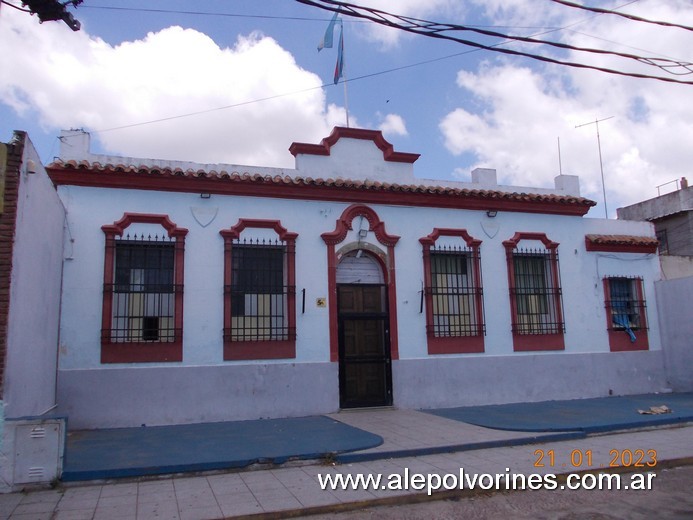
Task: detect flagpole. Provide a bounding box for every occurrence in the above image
[318,10,350,127]
[341,20,350,128]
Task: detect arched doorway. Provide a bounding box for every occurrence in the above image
[336,250,393,408]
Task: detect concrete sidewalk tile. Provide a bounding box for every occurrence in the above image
[92,503,137,520]
[11,499,61,515]
[60,486,102,500]
[218,497,263,518]
[258,495,304,513]
[175,491,218,510]
[137,489,177,504]
[55,495,99,510]
[13,490,61,505]
[289,487,342,508]
[98,482,138,498]
[177,504,223,520]
[53,508,95,520]
[8,513,55,520]
[240,473,286,493]
[97,493,138,509]
[207,473,248,493]
[332,488,379,503]
[136,502,181,520]
[172,477,212,492]
[252,486,296,500]
[138,478,176,492]
[0,493,22,518]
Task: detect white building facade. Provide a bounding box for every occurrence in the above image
[48,127,667,430]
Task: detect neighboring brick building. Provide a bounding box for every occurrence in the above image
[0,132,66,493]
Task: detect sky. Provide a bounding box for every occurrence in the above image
[1,0,692,218]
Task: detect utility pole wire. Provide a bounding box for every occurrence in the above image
[548,0,693,33]
[295,0,693,85]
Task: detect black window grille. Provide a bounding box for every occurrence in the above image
[226,239,290,341]
[511,249,564,335]
[108,235,178,342]
[606,277,646,333]
[429,245,484,337]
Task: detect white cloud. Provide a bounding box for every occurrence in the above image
[378,113,407,136]
[439,1,693,214]
[0,7,337,167]
[347,0,468,48]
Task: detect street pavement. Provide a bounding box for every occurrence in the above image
[1,405,691,520]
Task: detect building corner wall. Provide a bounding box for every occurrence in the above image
[655,276,693,391]
[0,132,66,492]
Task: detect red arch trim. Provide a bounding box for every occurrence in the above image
[321,204,400,247]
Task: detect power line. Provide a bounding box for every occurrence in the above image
[0,0,31,13]
[294,0,693,85]
[547,0,693,33]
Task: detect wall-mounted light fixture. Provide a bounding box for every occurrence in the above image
[358,228,368,238]
[200,193,211,199]
[486,210,498,218]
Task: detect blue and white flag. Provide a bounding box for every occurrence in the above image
[318,11,340,51]
[333,28,344,84]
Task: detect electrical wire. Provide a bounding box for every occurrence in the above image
[548,0,693,33]
[295,0,693,85]
[0,0,31,12]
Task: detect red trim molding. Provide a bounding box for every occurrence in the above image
[322,204,400,362]
[101,213,188,363]
[503,231,559,251]
[48,166,594,217]
[585,235,659,254]
[503,232,565,352]
[420,229,484,354]
[289,127,420,164]
[220,219,298,360]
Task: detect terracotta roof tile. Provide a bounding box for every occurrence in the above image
[585,234,659,253]
[47,159,597,216]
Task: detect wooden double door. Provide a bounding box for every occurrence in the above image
[337,284,392,408]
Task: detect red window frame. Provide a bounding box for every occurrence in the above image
[603,276,649,351]
[220,219,298,360]
[503,232,565,352]
[420,229,484,354]
[101,213,188,363]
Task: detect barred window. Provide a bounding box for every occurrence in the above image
[420,229,485,354]
[430,246,483,337]
[511,249,564,335]
[226,239,290,342]
[605,277,647,337]
[109,235,178,343]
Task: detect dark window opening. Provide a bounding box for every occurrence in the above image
[226,239,290,341]
[429,246,483,337]
[511,250,563,335]
[109,236,177,343]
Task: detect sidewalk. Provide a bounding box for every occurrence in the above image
[1,394,692,519]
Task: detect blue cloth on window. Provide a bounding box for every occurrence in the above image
[613,313,637,342]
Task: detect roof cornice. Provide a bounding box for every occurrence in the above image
[46,161,596,216]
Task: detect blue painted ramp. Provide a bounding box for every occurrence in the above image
[62,416,382,482]
[426,393,693,434]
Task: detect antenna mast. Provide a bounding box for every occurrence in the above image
[576,116,614,218]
